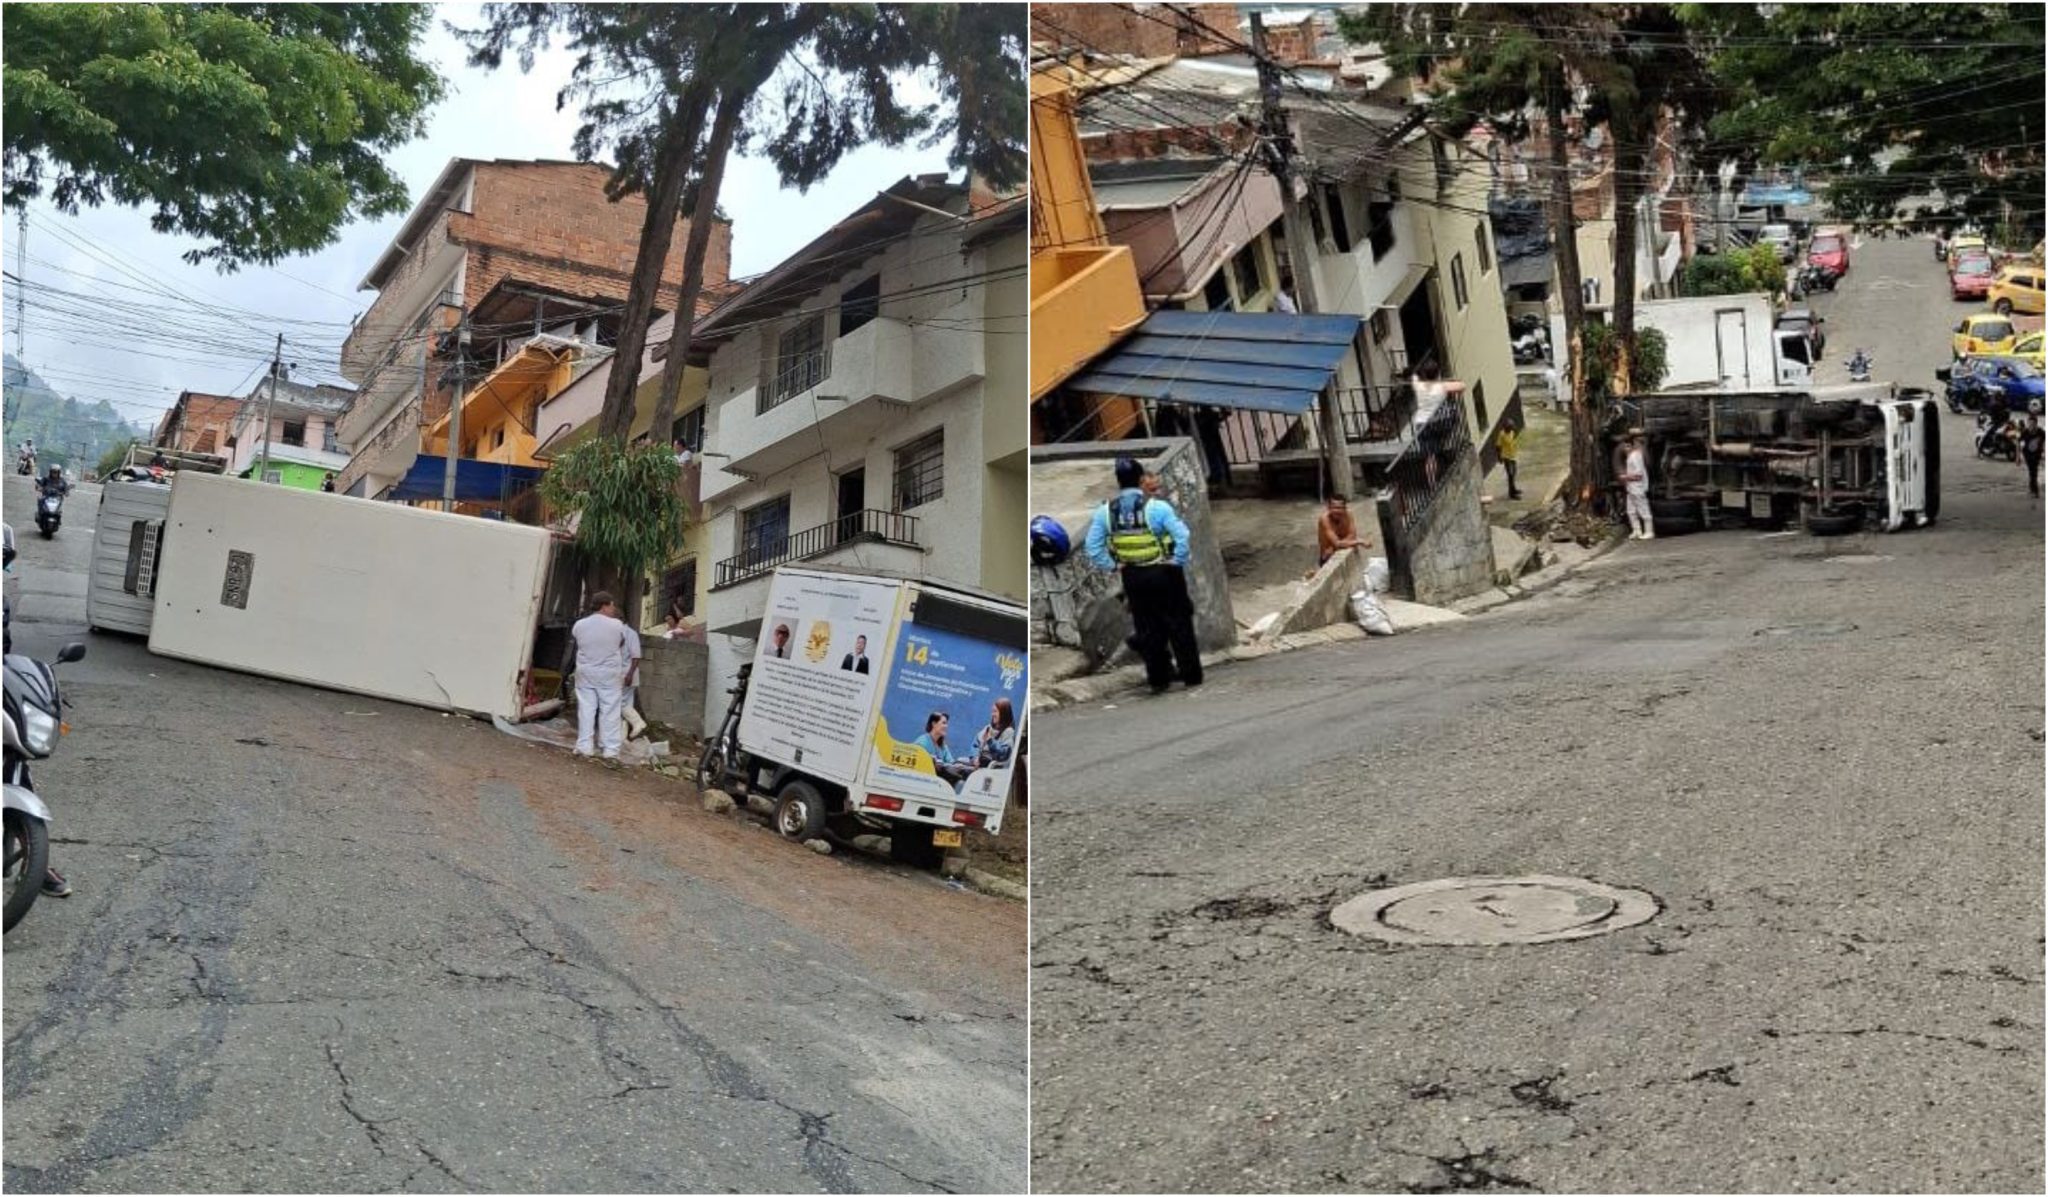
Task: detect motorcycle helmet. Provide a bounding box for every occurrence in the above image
[1030,515,1072,566]
[2032,398,2044,417]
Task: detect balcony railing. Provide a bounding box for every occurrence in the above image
[714,508,921,589]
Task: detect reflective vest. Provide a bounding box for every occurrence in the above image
[1108,494,1173,566]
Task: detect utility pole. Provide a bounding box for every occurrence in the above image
[258,333,282,482]
[6,208,26,429]
[1250,12,1352,499]
[441,314,470,508]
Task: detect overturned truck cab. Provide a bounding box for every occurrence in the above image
[1615,384,1940,537]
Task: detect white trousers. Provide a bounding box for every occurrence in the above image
[575,679,624,758]
[1625,490,1652,531]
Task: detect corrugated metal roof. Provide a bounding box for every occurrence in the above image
[1066,309,1362,414]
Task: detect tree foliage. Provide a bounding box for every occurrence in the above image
[1581,324,1669,398]
[1682,3,2045,235]
[538,438,688,580]
[2,4,445,268]
[1677,243,1785,298]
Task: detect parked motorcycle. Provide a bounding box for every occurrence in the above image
[1974,412,2020,461]
[4,639,86,932]
[1846,349,1873,384]
[33,489,62,539]
[1511,327,1549,365]
[1795,262,1839,295]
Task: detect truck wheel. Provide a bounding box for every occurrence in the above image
[1803,506,1863,536]
[889,823,944,870]
[773,780,828,842]
[1648,498,1703,535]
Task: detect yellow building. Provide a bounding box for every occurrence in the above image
[1029,67,1147,440]
[423,337,583,469]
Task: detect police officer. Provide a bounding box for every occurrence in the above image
[1084,456,1201,693]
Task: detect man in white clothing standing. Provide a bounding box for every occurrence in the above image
[1620,433,1655,540]
[621,620,646,739]
[571,591,631,760]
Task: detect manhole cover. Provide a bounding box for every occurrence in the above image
[1329,876,1658,946]
[1754,620,1857,638]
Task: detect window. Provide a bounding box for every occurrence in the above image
[1202,269,1234,312]
[1470,378,1488,430]
[1451,252,1470,311]
[892,430,945,511]
[1323,185,1353,254]
[323,421,343,454]
[1433,138,1453,197]
[1475,223,1493,274]
[281,420,306,447]
[1367,195,1396,261]
[261,470,282,485]
[492,426,506,449]
[839,275,881,338]
[672,405,705,452]
[1229,242,1264,304]
[739,495,791,567]
[1306,189,1328,248]
[763,315,828,411]
[1369,310,1390,343]
[661,559,697,619]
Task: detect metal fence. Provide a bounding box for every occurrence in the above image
[713,508,920,589]
[1381,401,1472,540]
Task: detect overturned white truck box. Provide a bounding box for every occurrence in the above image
[1617,383,1940,536]
[144,472,554,719]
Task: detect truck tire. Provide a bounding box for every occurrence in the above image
[3,810,49,933]
[1649,497,1703,535]
[889,823,944,870]
[773,780,828,842]
[1804,506,1863,536]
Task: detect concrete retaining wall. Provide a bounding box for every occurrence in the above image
[1030,437,1236,667]
[637,636,708,738]
[1376,449,1497,607]
[1275,546,1361,636]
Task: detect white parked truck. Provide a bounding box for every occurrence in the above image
[718,566,1025,866]
[1555,293,1813,397]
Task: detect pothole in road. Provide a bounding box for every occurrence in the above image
[1330,876,1659,946]
[1822,554,1891,564]
[1753,620,1858,638]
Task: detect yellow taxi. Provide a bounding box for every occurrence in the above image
[1952,313,2019,359]
[1997,329,2045,369]
[1988,265,2045,316]
[1950,234,1989,264]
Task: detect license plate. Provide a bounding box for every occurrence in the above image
[932,829,963,848]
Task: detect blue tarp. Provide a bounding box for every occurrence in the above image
[384,455,545,502]
[1741,183,1813,207]
[1065,309,1365,415]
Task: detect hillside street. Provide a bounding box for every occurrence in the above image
[1029,237,2045,1193]
[2,475,1025,1194]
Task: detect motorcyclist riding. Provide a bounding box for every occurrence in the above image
[35,465,68,498]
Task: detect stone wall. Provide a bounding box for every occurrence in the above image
[637,636,708,740]
[1375,449,1497,607]
[1030,437,1236,669]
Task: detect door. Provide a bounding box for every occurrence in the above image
[835,468,866,545]
[1715,309,1750,387]
[1776,331,1813,386]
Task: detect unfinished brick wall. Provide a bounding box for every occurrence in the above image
[160,393,244,454]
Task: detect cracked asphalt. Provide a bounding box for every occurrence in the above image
[1,475,1025,1194]
[1029,238,2044,1193]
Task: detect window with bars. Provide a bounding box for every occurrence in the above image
[282,420,306,447]
[762,315,827,411]
[1202,270,1233,312]
[739,495,791,567]
[323,421,343,453]
[661,559,698,618]
[672,405,705,451]
[1451,252,1470,311]
[892,430,945,511]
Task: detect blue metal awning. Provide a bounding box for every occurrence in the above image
[1065,309,1365,415]
[384,455,545,502]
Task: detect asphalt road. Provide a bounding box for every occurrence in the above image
[1,476,1025,1194]
[1030,237,2045,1194]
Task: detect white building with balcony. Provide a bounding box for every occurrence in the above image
[689,175,1028,736]
[225,372,354,489]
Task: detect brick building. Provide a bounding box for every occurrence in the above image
[1031,2,1240,58]
[334,158,732,499]
[153,390,244,457]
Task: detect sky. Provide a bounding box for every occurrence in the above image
[2,3,958,434]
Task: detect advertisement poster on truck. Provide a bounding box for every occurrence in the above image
[738,571,901,785]
[870,615,1026,810]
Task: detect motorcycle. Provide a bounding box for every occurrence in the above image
[1974,412,2020,461]
[15,452,34,476]
[4,638,86,932]
[1846,349,1873,384]
[694,662,754,793]
[1511,327,1549,365]
[1795,262,1839,295]
[33,489,62,539]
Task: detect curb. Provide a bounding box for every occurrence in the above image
[1030,530,1628,715]
[962,867,1027,901]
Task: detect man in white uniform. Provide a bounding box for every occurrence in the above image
[1621,433,1655,540]
[621,621,646,739]
[571,591,631,759]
